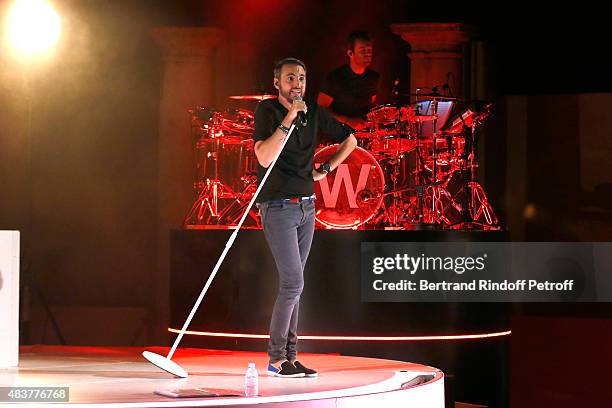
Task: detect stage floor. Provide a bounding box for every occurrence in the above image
[1,345,444,407]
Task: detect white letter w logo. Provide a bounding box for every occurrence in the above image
[318,164,370,208]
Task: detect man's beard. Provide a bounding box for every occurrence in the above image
[280,88,303,103]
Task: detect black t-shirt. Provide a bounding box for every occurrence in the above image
[252,98,352,203]
[320,65,380,119]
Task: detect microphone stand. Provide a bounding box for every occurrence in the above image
[143,120,300,378]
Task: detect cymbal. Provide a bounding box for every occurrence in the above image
[439,129,466,136]
[417,136,459,143]
[354,129,391,139]
[196,135,250,146]
[404,114,437,122]
[228,94,276,101]
[354,129,409,139]
[407,93,465,101]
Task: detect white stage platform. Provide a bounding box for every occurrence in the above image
[0,345,444,407]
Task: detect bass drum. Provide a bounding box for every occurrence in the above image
[314,145,385,229]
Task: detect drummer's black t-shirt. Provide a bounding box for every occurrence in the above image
[320,65,380,119]
[252,98,352,203]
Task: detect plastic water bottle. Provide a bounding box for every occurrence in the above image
[244,362,259,397]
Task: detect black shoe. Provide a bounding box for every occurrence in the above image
[293,360,318,377]
[267,360,305,378]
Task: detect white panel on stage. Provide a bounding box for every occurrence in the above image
[0,230,20,368]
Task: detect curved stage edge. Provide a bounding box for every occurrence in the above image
[170,229,510,407]
[7,345,445,408]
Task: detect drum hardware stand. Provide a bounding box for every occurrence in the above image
[382,88,407,227]
[406,97,444,229]
[183,124,237,227]
[425,98,461,226]
[411,100,427,226]
[383,162,402,226]
[214,177,261,227]
[390,179,444,229]
[429,98,441,223]
[447,107,499,230]
[183,178,237,227]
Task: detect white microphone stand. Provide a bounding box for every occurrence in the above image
[143,122,298,377]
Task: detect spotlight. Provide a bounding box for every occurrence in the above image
[6,0,61,57]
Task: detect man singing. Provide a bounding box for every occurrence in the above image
[253,57,357,377]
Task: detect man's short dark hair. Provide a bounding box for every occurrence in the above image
[273,57,307,79]
[346,30,372,52]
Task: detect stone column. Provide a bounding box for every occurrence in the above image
[150,27,225,343]
[390,23,473,99]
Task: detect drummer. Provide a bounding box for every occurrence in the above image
[317,30,380,131]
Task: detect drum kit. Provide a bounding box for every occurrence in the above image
[183,98,265,228]
[183,92,499,230]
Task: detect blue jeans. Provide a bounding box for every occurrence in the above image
[259,199,315,364]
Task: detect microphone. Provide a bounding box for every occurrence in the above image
[294,95,307,127]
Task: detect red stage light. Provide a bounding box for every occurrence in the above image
[168,328,512,341]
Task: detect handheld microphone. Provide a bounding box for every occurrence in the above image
[294,95,307,127]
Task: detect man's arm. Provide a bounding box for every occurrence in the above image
[254,100,305,168]
[254,126,291,169]
[317,91,368,130]
[312,134,357,181]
